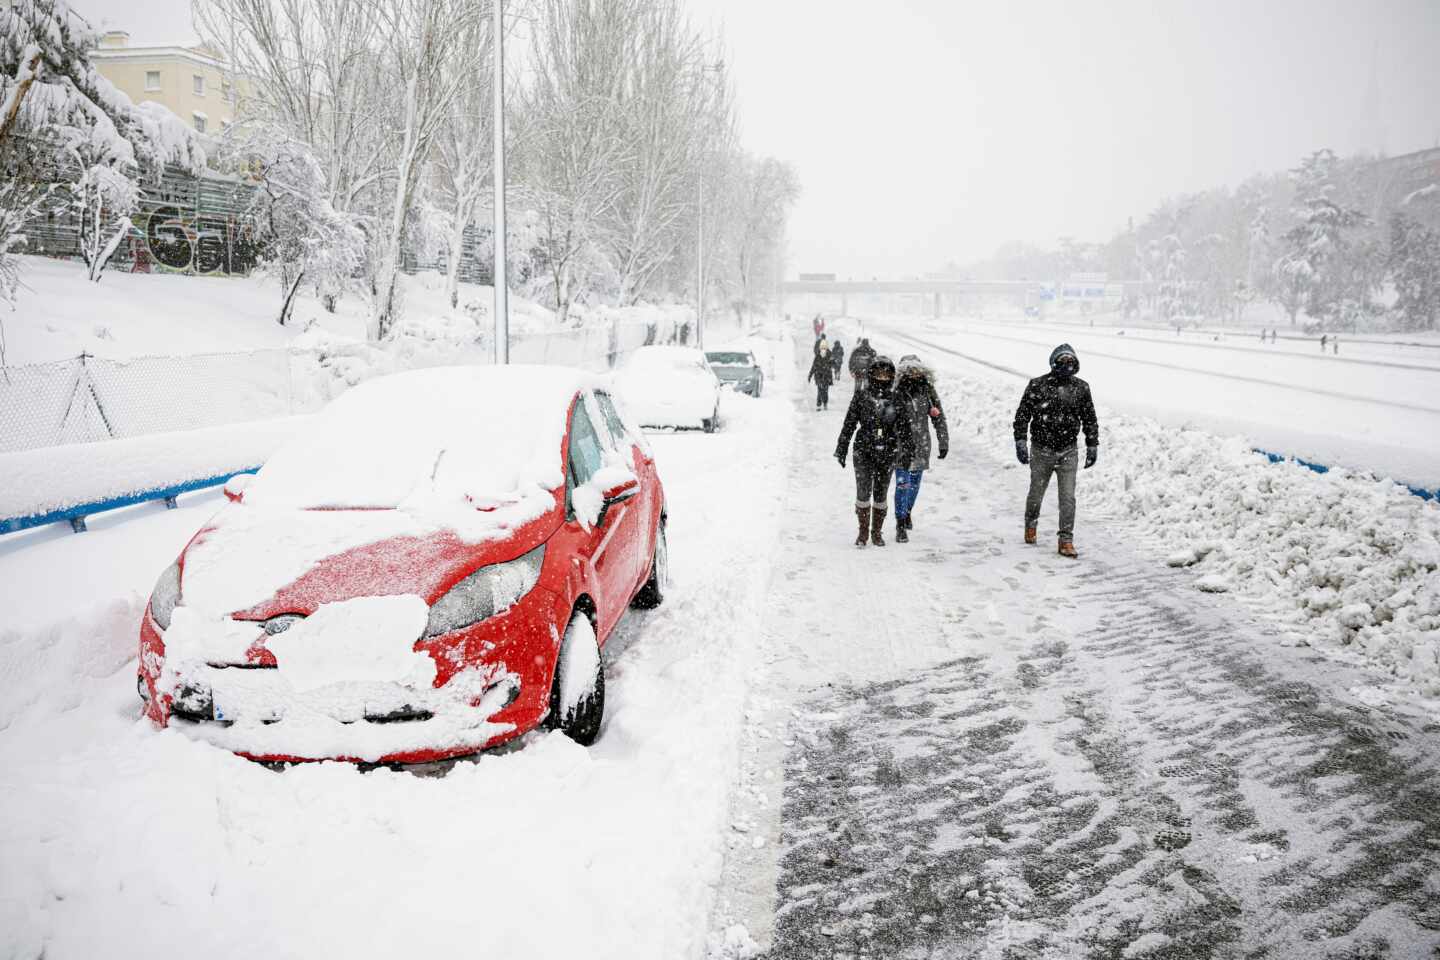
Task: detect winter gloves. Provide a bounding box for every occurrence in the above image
[1084,446,1098,469]
[1015,440,1030,465]
[835,450,847,468]
[938,444,948,460]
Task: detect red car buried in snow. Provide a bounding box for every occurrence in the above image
[137,365,668,764]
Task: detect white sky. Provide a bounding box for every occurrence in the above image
[80,0,1440,279]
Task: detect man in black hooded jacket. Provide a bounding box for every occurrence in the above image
[1012,343,1099,558]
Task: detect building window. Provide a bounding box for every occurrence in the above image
[192,112,207,134]
[193,74,205,96]
[145,70,161,91]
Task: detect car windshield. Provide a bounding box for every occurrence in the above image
[706,352,751,366]
[245,367,579,510]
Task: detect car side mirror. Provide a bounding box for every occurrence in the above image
[597,477,639,526]
[223,472,253,503]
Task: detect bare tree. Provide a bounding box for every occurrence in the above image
[430,3,496,309]
[516,0,637,323]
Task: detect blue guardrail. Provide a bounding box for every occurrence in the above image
[0,467,260,536]
[1252,449,1437,502]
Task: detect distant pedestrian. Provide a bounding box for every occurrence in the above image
[1271,329,1277,343]
[830,338,846,379]
[1321,334,1328,351]
[891,355,949,543]
[1259,329,1266,343]
[848,337,876,390]
[836,356,914,548]
[813,314,826,339]
[807,345,834,411]
[1013,343,1100,559]
[1333,336,1339,355]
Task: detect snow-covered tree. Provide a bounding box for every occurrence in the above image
[605,0,708,306]
[66,154,138,282]
[1389,200,1440,331]
[516,0,637,323]
[429,4,495,309]
[1272,150,1370,327]
[240,131,365,326]
[714,152,798,323]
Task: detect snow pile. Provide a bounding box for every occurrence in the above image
[864,328,1440,697]
[0,416,310,522]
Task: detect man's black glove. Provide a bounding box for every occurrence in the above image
[1015,440,1029,465]
[937,444,948,460]
[835,451,846,468]
[1084,445,1098,469]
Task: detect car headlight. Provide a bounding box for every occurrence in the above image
[424,545,546,638]
[150,561,182,630]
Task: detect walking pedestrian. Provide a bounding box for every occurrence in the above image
[1271,329,1277,343]
[830,338,845,379]
[891,355,949,543]
[836,356,914,548]
[1321,334,1328,352]
[1333,335,1339,355]
[848,337,876,391]
[808,344,835,411]
[1013,343,1100,559]
[813,314,826,339]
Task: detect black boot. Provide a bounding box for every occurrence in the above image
[895,513,909,543]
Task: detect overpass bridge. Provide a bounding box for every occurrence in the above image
[780,278,1151,317]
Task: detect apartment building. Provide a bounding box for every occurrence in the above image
[90,30,238,137]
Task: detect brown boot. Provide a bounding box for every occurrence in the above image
[855,507,870,547]
[870,508,887,546]
[1058,539,1078,559]
[1024,527,1037,545]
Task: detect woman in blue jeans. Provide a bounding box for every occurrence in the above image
[892,355,949,542]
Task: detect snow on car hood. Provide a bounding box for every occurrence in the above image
[180,495,560,617]
[178,365,584,615]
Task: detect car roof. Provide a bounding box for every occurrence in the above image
[245,365,593,510]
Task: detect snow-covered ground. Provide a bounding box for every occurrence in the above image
[0,332,792,959]
[4,317,1439,958]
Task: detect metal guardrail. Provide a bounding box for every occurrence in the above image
[0,467,259,535]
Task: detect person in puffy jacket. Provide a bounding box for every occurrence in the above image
[836,356,914,547]
[848,338,876,390]
[891,355,949,542]
[830,339,845,379]
[807,344,835,410]
[1012,343,1099,558]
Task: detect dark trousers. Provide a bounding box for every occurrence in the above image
[1025,444,1078,540]
[854,455,891,509]
[816,383,829,408]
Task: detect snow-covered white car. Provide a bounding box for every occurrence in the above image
[137,365,668,764]
[611,344,723,433]
[705,347,764,397]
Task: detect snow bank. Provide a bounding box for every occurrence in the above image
[0,416,309,523]
[863,328,1440,699]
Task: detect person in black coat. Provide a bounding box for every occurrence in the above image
[848,338,876,392]
[836,356,914,547]
[1012,343,1100,557]
[830,339,845,379]
[807,344,835,410]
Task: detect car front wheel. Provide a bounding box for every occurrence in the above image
[702,405,719,433]
[548,611,605,745]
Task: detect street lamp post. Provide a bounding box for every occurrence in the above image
[492,0,508,364]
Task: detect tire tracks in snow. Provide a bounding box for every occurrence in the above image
[714,333,1440,959]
